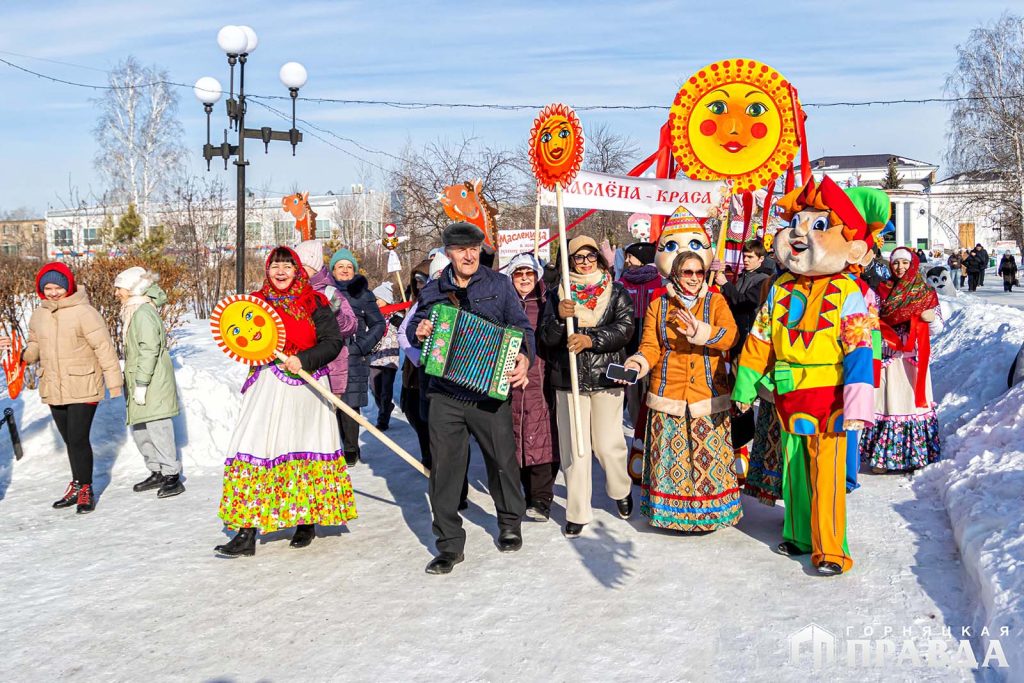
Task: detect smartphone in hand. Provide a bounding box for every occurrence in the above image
[605,363,639,385]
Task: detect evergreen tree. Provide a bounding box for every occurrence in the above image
[881,157,904,190]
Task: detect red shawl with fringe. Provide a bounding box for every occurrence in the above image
[252,247,329,355]
[877,252,938,408]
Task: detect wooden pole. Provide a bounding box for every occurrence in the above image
[394,268,407,302]
[555,182,586,459]
[275,351,428,477]
[533,186,542,257]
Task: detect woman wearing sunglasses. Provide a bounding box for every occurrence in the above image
[624,251,741,532]
[540,235,635,538]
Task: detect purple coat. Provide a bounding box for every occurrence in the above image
[510,281,559,467]
[310,267,358,396]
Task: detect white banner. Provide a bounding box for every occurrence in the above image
[539,169,726,216]
[498,228,550,264]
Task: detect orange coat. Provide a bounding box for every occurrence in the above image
[631,285,737,418]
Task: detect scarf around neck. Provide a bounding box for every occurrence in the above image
[253,249,328,355]
[120,295,154,341]
[878,253,938,327]
[568,269,612,327]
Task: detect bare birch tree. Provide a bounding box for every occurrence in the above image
[93,56,185,234]
[945,13,1024,252]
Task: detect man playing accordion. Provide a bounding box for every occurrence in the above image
[408,222,533,575]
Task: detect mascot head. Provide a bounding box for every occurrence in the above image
[774,177,889,276]
[655,205,713,278]
[627,213,652,241]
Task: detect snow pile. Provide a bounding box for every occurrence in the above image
[920,294,1024,673]
[0,316,245,498]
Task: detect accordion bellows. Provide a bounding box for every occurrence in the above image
[422,304,524,400]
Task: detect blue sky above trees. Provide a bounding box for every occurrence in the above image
[0,0,1013,213]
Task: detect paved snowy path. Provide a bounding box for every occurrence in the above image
[0,414,980,681]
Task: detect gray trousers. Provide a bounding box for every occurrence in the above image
[131,418,180,475]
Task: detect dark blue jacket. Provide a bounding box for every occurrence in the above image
[407,265,535,401]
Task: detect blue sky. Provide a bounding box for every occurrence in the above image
[0,0,1013,214]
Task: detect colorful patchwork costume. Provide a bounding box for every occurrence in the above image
[732,177,888,575]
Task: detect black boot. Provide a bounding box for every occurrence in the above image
[52,481,81,509]
[156,474,185,499]
[290,524,316,548]
[133,471,165,492]
[817,561,844,576]
[75,484,96,514]
[344,451,360,467]
[616,493,634,519]
[215,528,257,557]
[425,552,464,575]
[564,522,585,538]
[497,528,523,552]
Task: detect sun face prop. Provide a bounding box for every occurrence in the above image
[669,59,799,193]
[529,103,585,191]
[210,295,286,365]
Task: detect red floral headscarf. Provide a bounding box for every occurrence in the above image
[878,249,939,326]
[252,246,328,354]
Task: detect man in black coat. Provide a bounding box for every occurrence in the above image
[977,244,990,287]
[714,239,773,354]
[407,222,532,574]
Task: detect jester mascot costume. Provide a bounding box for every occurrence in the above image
[732,176,885,576]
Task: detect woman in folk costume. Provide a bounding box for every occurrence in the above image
[215,246,356,557]
[624,252,740,531]
[861,248,942,473]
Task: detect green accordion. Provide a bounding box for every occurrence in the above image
[422,304,524,400]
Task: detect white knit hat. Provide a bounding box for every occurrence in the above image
[502,252,542,278]
[889,247,914,264]
[372,282,394,305]
[429,252,451,280]
[114,266,155,296]
[293,239,324,271]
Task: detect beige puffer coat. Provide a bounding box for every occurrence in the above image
[23,287,123,405]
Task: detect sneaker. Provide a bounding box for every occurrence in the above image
[76,484,96,514]
[52,481,81,509]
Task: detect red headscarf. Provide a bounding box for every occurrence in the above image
[252,246,328,355]
[877,249,938,408]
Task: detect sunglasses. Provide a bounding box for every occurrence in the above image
[679,269,705,277]
[571,253,598,264]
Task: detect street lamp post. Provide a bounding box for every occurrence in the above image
[194,25,308,293]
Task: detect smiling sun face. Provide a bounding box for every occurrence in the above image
[529,103,585,191]
[670,59,799,193]
[210,295,285,365]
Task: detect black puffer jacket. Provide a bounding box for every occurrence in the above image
[336,274,385,408]
[540,281,634,392]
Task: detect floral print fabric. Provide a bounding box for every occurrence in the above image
[860,411,940,472]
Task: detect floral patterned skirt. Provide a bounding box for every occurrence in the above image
[863,356,941,472]
[744,401,783,506]
[219,364,357,532]
[641,409,741,531]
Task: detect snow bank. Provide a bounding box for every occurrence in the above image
[919,294,1024,675]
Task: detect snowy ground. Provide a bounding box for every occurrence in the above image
[0,296,1020,681]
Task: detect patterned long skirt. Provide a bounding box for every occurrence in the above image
[744,402,783,506]
[640,409,742,531]
[861,356,941,472]
[219,363,358,532]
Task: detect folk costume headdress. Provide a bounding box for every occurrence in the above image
[253,246,328,355]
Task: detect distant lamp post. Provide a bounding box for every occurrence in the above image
[194,25,307,293]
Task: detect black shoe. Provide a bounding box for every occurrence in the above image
[290,524,316,548]
[563,522,585,538]
[616,493,634,519]
[215,528,256,557]
[458,499,469,511]
[817,561,844,576]
[75,484,96,514]
[156,474,184,499]
[344,451,360,467]
[524,500,551,522]
[777,541,810,556]
[52,481,81,509]
[497,529,523,553]
[425,552,465,575]
[132,471,165,493]
[375,422,390,432]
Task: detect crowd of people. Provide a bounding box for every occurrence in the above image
[0,207,970,576]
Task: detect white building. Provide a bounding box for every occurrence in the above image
[810,154,1013,254]
[44,190,388,259]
